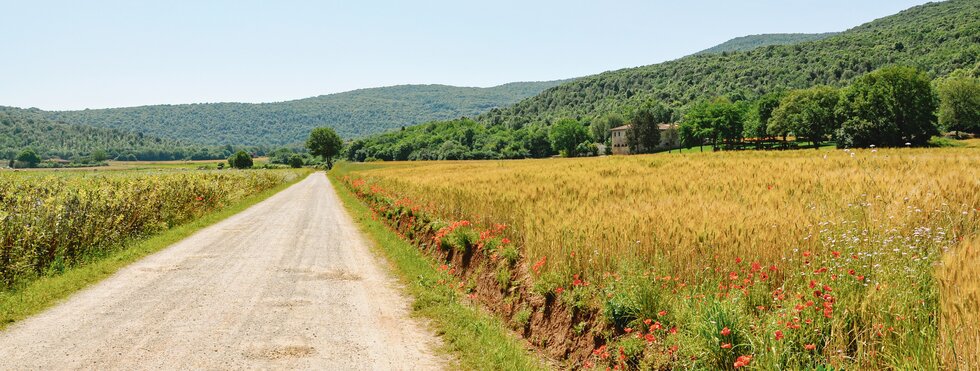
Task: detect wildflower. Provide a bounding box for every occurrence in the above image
[721,343,732,349]
[735,257,743,264]
[848,269,856,275]
[856,275,865,281]
[501,238,511,244]
[721,327,731,336]
[734,354,753,368]
[774,330,784,340]
[555,287,564,295]
[658,310,667,317]
[804,343,816,351]
[831,250,841,258]
[624,327,633,334]
[532,256,547,274]
[644,319,653,326]
[803,250,812,258]
[644,333,656,343]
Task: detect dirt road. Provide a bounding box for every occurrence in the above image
[0,173,445,370]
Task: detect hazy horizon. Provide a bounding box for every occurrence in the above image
[1,0,933,110]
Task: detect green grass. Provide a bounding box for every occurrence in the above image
[327,169,547,371]
[0,170,310,329]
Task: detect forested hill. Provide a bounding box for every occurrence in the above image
[695,33,839,55]
[483,0,979,128]
[36,81,567,146]
[0,108,232,161]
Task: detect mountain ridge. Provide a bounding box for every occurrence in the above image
[31,80,571,146]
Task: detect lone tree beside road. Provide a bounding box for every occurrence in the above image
[307,127,343,168]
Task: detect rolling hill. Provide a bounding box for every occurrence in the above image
[34,81,568,146]
[695,33,839,55]
[482,0,979,128]
[0,108,233,162]
[350,0,980,161]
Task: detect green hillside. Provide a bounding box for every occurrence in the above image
[37,81,567,146]
[695,33,839,55]
[484,0,978,128]
[0,108,235,162]
[349,0,980,161]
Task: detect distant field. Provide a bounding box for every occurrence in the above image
[3,157,271,172]
[337,147,980,369]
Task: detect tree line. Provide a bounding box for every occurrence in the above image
[341,66,978,162]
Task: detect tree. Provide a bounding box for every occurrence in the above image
[228,150,253,169]
[526,126,554,158]
[681,98,743,150]
[91,150,109,162]
[743,92,783,148]
[680,103,714,151]
[549,118,590,157]
[626,102,671,154]
[936,70,980,134]
[592,113,624,144]
[289,154,304,168]
[768,86,840,149]
[306,127,343,168]
[837,66,938,147]
[14,149,41,168]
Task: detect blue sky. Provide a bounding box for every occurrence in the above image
[0,0,933,110]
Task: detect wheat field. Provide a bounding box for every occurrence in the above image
[340,147,980,369]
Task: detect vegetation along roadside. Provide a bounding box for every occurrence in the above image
[326,168,548,371]
[0,168,310,328]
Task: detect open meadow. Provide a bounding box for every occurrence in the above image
[335,146,980,369]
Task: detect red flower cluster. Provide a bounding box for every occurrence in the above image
[734,354,752,368]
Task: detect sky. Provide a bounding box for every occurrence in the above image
[0,0,934,110]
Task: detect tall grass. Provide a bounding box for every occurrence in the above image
[0,170,297,290]
[939,236,980,370]
[339,147,979,369]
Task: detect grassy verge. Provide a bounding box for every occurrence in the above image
[0,170,311,329]
[327,170,547,371]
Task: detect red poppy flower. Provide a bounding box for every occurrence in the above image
[804,343,816,350]
[721,343,732,349]
[721,327,731,336]
[734,354,752,368]
[774,330,784,340]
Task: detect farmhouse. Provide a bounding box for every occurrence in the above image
[609,124,680,155]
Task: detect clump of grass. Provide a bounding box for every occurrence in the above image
[938,236,980,370]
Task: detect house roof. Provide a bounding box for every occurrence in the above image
[610,123,676,131]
